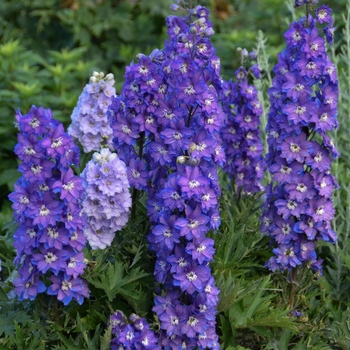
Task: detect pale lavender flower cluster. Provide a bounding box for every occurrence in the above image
[81,148,131,250]
[220,53,265,193]
[8,106,89,305]
[108,2,223,348]
[261,6,338,274]
[109,311,160,350]
[69,71,116,153]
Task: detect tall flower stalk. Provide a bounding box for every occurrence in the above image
[261,2,339,280]
[108,1,224,348]
[9,106,89,305]
[220,49,265,193]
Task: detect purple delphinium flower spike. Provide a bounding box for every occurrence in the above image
[69,72,116,153]
[9,106,89,304]
[261,6,339,275]
[220,56,265,194]
[108,2,223,348]
[81,148,131,250]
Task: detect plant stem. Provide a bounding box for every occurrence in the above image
[130,132,145,220]
[289,267,298,309]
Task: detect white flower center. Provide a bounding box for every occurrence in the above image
[62,181,75,191]
[184,85,195,95]
[292,31,302,41]
[197,43,207,53]
[20,196,29,204]
[187,316,199,327]
[126,331,134,341]
[45,252,57,263]
[202,193,210,201]
[29,118,40,128]
[173,131,182,140]
[316,205,325,215]
[295,106,306,115]
[139,65,148,74]
[122,125,131,134]
[296,183,307,192]
[244,116,252,123]
[70,231,78,241]
[282,224,291,235]
[311,43,319,51]
[171,191,181,200]
[68,258,77,268]
[318,9,327,20]
[196,244,206,252]
[320,113,328,122]
[287,200,298,210]
[186,271,197,282]
[196,142,207,152]
[47,227,59,238]
[27,228,37,238]
[293,83,304,92]
[163,229,172,238]
[40,205,50,216]
[146,116,154,124]
[290,143,301,153]
[131,169,140,179]
[31,164,43,174]
[188,220,199,229]
[188,179,200,189]
[306,62,316,70]
[314,152,323,162]
[24,146,36,155]
[178,257,188,268]
[51,137,63,148]
[170,316,179,325]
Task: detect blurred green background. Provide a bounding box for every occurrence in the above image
[0,0,346,221]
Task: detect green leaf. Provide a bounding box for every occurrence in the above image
[87,260,150,302]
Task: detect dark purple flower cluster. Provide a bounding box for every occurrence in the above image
[81,148,131,250]
[220,52,265,193]
[69,72,116,153]
[261,7,338,274]
[109,311,160,350]
[108,3,223,348]
[8,106,89,305]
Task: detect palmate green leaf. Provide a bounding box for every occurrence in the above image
[0,307,33,338]
[100,325,112,350]
[87,260,150,302]
[76,313,102,349]
[12,322,45,350]
[54,333,82,350]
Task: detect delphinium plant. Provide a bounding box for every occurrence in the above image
[8,106,89,305]
[220,48,265,193]
[261,0,339,305]
[146,3,224,349]
[108,0,225,348]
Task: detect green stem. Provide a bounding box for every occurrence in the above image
[288,268,298,309]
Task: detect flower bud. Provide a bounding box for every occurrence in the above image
[176,156,186,164]
[241,49,248,58]
[249,50,258,59]
[170,4,180,11]
[105,73,114,81]
[190,26,197,34]
[189,142,197,153]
